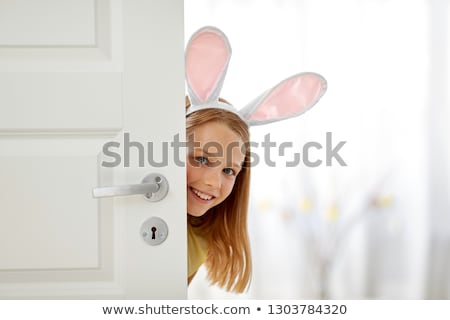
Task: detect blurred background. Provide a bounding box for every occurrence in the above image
[185,0,449,299]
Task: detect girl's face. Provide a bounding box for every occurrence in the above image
[187,121,246,217]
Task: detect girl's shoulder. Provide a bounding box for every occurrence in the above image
[187,224,209,277]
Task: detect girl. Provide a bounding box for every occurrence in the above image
[186,98,252,293]
[185,26,327,293]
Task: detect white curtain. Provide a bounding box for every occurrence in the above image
[185,0,449,299]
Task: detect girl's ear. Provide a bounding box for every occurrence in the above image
[185,26,231,106]
[239,72,327,126]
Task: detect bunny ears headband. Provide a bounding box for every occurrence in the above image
[185,26,327,126]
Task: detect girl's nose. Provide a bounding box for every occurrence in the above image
[203,168,222,189]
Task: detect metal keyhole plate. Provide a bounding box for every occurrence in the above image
[140,217,168,246]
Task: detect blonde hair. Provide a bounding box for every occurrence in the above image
[186,96,252,293]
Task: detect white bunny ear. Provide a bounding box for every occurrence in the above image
[185,26,231,106]
[239,72,327,126]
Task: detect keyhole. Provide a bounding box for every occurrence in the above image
[151,226,157,239]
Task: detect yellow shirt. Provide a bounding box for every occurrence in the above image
[187,224,209,278]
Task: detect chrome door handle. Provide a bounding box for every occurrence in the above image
[92,173,169,202]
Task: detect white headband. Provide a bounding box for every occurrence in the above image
[185,26,327,126]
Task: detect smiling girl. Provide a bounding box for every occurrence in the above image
[186,101,252,293]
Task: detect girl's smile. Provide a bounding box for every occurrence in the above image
[190,187,215,201]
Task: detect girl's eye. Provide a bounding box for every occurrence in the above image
[223,168,236,176]
[195,156,208,165]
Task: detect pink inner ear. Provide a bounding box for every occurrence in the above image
[248,74,324,121]
[186,30,230,103]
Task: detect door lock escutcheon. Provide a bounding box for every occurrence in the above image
[141,217,168,246]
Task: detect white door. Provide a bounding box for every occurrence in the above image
[0,0,187,299]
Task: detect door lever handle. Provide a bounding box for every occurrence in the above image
[92,173,169,202]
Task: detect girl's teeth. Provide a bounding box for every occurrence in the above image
[193,189,213,200]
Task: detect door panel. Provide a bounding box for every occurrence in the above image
[0,73,122,130]
[0,0,96,46]
[0,0,186,299]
